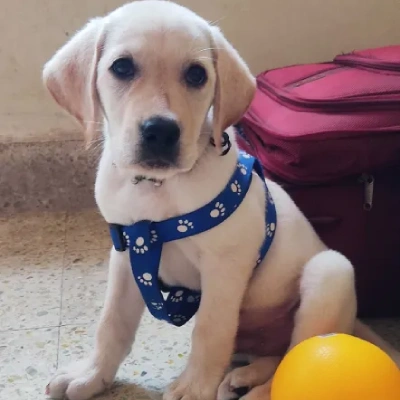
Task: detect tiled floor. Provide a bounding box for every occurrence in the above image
[0,210,399,400]
[0,210,192,400]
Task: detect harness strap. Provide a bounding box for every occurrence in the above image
[109,152,276,326]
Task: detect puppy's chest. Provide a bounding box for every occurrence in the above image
[97,182,202,289]
[98,182,177,223]
[159,240,201,290]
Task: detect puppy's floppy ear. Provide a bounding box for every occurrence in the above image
[43,18,107,147]
[210,27,256,150]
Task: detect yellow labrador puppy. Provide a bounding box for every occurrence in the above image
[43,1,400,400]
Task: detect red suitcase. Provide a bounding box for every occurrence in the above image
[237,45,400,318]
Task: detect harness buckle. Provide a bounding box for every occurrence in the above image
[109,224,127,251]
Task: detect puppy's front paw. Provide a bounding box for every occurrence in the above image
[218,357,280,400]
[46,358,111,400]
[163,370,219,400]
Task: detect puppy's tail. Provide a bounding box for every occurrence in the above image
[354,319,400,367]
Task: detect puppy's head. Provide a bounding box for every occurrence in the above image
[43,0,255,179]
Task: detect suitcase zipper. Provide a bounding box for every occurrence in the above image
[258,63,400,111]
[359,174,374,211]
[335,55,400,72]
[257,79,400,111]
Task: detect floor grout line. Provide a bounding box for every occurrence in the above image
[56,212,69,369]
[0,322,93,334]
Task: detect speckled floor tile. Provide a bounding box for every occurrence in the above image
[0,251,63,330]
[0,212,66,256]
[123,312,192,392]
[58,312,193,398]
[65,209,110,251]
[0,327,58,400]
[61,249,109,325]
[1,209,400,400]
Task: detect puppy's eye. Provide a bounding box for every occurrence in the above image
[110,57,136,80]
[184,64,207,88]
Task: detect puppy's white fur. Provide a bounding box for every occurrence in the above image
[43,2,400,400]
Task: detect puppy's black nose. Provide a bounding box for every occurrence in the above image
[141,116,181,150]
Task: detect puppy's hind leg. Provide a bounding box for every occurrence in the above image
[217,357,281,400]
[292,251,400,367]
[240,250,357,400]
[289,249,357,348]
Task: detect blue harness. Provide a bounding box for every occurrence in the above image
[109,151,277,327]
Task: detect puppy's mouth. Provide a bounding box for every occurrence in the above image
[139,158,178,170]
[136,141,180,172]
[117,156,183,182]
[114,136,207,180]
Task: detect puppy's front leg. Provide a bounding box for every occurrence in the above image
[47,249,145,400]
[164,255,253,400]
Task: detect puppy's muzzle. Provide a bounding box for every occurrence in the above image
[139,116,180,168]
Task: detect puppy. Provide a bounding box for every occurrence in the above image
[43,1,400,400]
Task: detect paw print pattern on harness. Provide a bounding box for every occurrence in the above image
[210,202,226,218]
[237,163,248,175]
[172,314,187,324]
[170,290,184,303]
[151,302,163,311]
[122,232,131,246]
[187,294,200,303]
[133,236,149,254]
[138,272,153,286]
[231,180,242,195]
[177,220,194,233]
[266,223,276,237]
[150,230,158,243]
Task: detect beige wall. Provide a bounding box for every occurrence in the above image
[1,0,400,143]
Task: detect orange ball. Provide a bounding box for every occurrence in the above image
[271,333,400,400]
